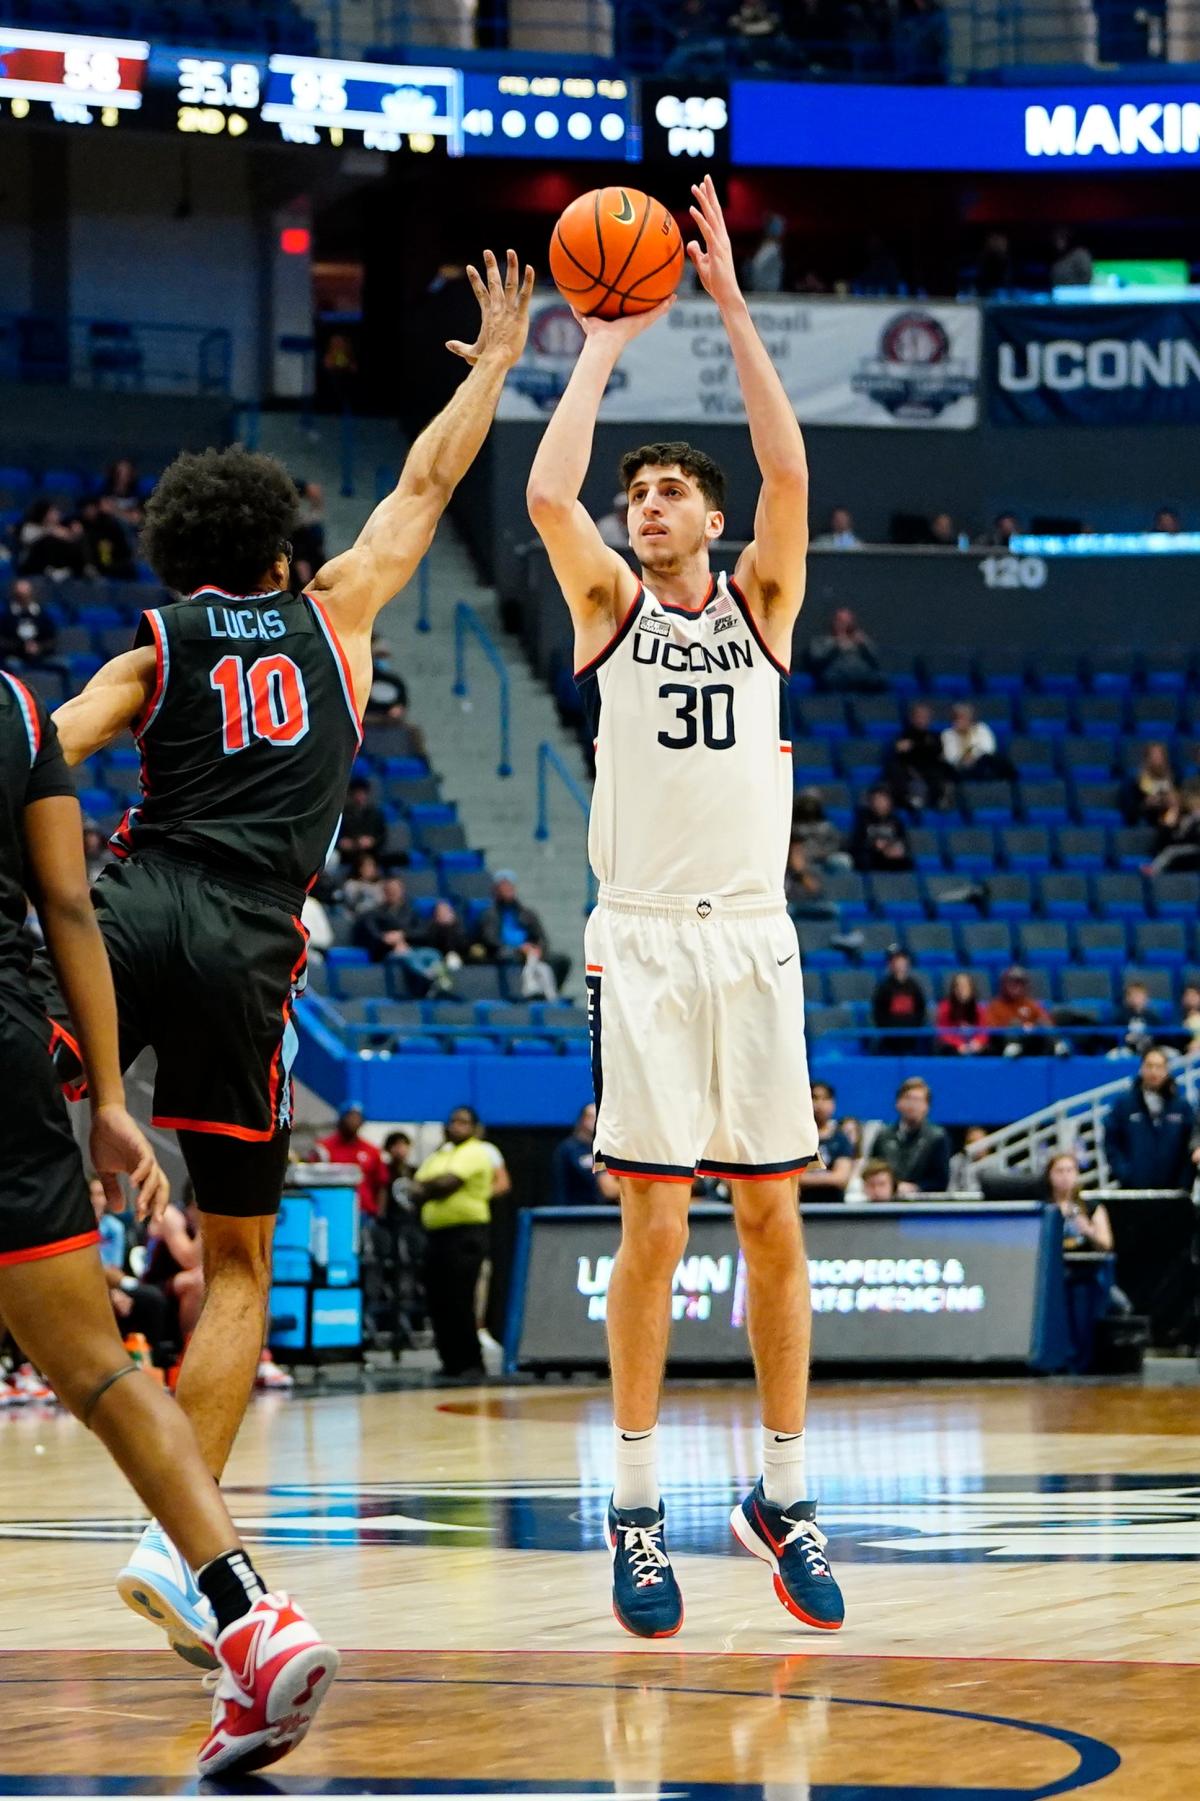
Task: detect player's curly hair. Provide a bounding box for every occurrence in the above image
[618,441,726,513]
[141,447,300,596]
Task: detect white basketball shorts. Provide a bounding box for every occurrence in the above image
[584,884,818,1184]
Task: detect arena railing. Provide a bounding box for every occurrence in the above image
[535,739,596,916]
[0,314,231,397]
[453,600,513,777]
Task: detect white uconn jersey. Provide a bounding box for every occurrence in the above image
[576,572,792,897]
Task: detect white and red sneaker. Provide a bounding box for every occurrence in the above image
[0,1374,26,1408]
[12,1364,55,1403]
[255,1350,294,1391]
[197,1592,339,1778]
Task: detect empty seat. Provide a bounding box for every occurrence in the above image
[904,921,956,961]
[447,869,495,905]
[1057,826,1108,870]
[1145,658,1189,694]
[1093,872,1145,917]
[477,1002,539,1028]
[331,962,388,1000]
[867,872,925,918]
[977,649,1026,693]
[1089,649,1140,694]
[917,649,976,695]
[975,693,1014,732]
[1008,736,1056,778]
[1018,921,1071,967]
[541,1004,586,1034]
[1075,920,1128,965]
[985,872,1032,916]
[1000,827,1051,870]
[1039,873,1089,918]
[852,695,903,740]
[924,872,983,917]
[1111,825,1157,870]
[836,739,884,781]
[959,920,1014,967]
[1021,780,1069,822]
[822,871,870,918]
[1152,874,1200,918]
[418,822,468,856]
[371,1000,426,1030]
[1075,694,1125,733]
[945,827,996,872]
[422,1000,483,1030]
[1074,782,1123,824]
[826,968,877,1005]
[791,738,834,781]
[965,782,1015,821]
[1060,737,1114,779]
[908,827,943,870]
[797,922,840,967]
[798,695,850,738]
[1060,967,1115,1008]
[1130,694,1180,736]
[805,1003,857,1041]
[398,867,439,900]
[1134,921,1188,966]
[803,967,823,1005]
[821,782,854,824]
[855,921,905,960]
[1035,651,1083,694]
[1022,695,1070,736]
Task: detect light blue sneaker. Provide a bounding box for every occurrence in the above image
[116,1522,218,1669]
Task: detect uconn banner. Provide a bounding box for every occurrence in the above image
[989,305,1200,426]
[498,295,980,429]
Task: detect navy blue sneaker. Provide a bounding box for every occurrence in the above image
[731,1479,844,1630]
[605,1499,684,1639]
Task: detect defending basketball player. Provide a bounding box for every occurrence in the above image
[526,178,844,1635]
[0,672,338,1776]
[50,248,534,1659]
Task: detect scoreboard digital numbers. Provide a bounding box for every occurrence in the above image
[261,55,462,154]
[639,80,730,164]
[461,71,631,160]
[0,25,148,128]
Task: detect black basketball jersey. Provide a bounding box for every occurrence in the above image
[113,588,362,899]
[0,672,76,982]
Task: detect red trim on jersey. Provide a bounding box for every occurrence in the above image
[573,585,643,681]
[304,589,364,740]
[133,609,166,740]
[0,671,41,759]
[586,963,604,972]
[649,574,716,618]
[153,1115,277,1143]
[727,576,791,679]
[264,916,309,1133]
[780,744,792,753]
[0,1229,99,1268]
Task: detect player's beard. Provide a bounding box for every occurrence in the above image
[639,521,707,577]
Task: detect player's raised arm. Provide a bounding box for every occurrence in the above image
[312,248,534,634]
[53,648,157,767]
[687,175,809,635]
[525,306,669,635]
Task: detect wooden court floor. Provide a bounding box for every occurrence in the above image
[3,1376,1200,1797]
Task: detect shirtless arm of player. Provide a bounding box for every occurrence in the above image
[310,249,534,646]
[687,175,809,664]
[525,303,670,667]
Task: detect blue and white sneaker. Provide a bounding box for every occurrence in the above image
[604,1499,684,1639]
[116,1522,219,1669]
[731,1478,845,1631]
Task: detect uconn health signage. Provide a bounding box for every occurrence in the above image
[988,304,1200,425]
[731,83,1200,170]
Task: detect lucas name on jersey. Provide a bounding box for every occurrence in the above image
[206,604,287,643]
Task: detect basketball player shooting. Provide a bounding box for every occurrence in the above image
[50,249,534,1670]
[526,177,843,1637]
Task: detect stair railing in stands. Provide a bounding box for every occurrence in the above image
[453,602,512,777]
[535,741,596,915]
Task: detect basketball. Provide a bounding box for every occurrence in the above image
[549,185,684,320]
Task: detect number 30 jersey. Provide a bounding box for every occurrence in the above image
[575,572,792,899]
[113,587,362,899]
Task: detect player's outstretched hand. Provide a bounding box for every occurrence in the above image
[447,248,536,369]
[570,296,675,347]
[90,1104,170,1226]
[688,173,741,311]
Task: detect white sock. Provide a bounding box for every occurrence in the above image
[613,1423,660,1513]
[762,1426,807,1506]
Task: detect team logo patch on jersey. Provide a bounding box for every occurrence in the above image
[696,899,712,919]
[638,615,670,638]
[713,613,737,636]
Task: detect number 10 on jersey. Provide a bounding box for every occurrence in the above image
[211,653,310,754]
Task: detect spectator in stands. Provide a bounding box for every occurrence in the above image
[355,873,418,964]
[947,1125,989,1194]
[82,819,110,884]
[415,898,470,974]
[800,1080,855,1196]
[474,871,569,993]
[337,775,387,863]
[743,214,786,293]
[1048,227,1094,290]
[785,839,835,920]
[1148,779,1200,875]
[805,605,885,693]
[1047,1151,1112,1250]
[811,509,863,551]
[314,1105,390,1218]
[291,480,326,588]
[872,944,927,1050]
[79,495,136,581]
[1124,741,1176,828]
[936,971,988,1055]
[595,492,629,550]
[16,500,91,580]
[927,511,960,547]
[791,789,850,870]
[852,785,913,873]
[976,511,1018,548]
[551,1103,621,1205]
[859,1159,898,1202]
[341,851,386,916]
[1113,979,1163,1059]
[412,1104,495,1382]
[942,701,1004,781]
[872,1077,951,1194]
[91,1175,171,1362]
[1103,1046,1198,1194]
[984,966,1052,1053]
[385,1129,415,1189]
[0,577,57,665]
[886,701,950,810]
[1178,985,1200,1055]
[1153,507,1182,535]
[366,638,411,723]
[99,457,143,526]
[144,1188,205,1345]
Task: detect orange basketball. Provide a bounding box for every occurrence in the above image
[549,186,684,320]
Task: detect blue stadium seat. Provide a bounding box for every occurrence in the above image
[924,873,982,917]
[836,739,883,782]
[1060,738,1114,780]
[447,869,496,906]
[1121,966,1174,1004]
[1089,649,1140,694]
[1073,782,1124,825]
[445,965,505,1003]
[976,650,1026,694]
[797,923,841,968]
[806,1003,858,1043]
[1093,872,1145,918]
[393,1034,446,1054]
[965,781,1015,822]
[76,786,115,819]
[918,650,975,696]
[1056,827,1108,870]
[1134,922,1188,967]
[17,667,66,706]
[331,962,388,1001]
[1152,873,1200,918]
[822,871,870,919]
[826,968,879,1006]
[1035,652,1083,695]
[39,468,85,497]
[852,695,902,740]
[370,1000,425,1031]
[907,827,943,870]
[854,922,904,960]
[0,466,33,500]
[1021,780,1069,823]
[959,920,1013,968]
[1145,660,1188,694]
[1130,694,1180,737]
[1008,737,1056,778]
[797,696,849,738]
[867,872,925,918]
[1000,827,1051,871]
[975,693,1015,732]
[1111,826,1156,870]
[821,782,854,826]
[1075,920,1128,966]
[1074,694,1125,734]
[1039,873,1089,918]
[1022,695,1070,736]
[1018,921,1070,967]
[791,738,833,782]
[803,968,823,1006]
[985,872,1032,916]
[904,921,956,962]
[1060,967,1115,1010]
[945,827,995,872]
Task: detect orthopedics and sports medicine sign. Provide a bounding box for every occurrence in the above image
[988,304,1200,426]
[498,295,981,429]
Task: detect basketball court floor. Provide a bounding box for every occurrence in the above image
[3,1373,1199,1798]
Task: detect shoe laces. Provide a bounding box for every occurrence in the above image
[779,1512,831,1578]
[619,1520,670,1589]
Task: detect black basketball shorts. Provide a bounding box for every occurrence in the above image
[0,988,96,1267]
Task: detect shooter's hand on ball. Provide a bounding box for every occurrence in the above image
[447,248,535,368]
[570,298,674,347]
[688,174,741,312]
